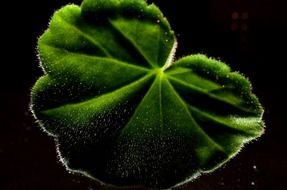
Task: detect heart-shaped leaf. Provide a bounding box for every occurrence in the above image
[31,0,264,189]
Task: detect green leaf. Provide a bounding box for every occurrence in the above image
[31,0,264,189]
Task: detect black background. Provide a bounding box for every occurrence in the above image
[1,0,287,189]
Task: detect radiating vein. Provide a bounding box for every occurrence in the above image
[165,79,227,154]
[168,75,255,114]
[58,15,112,57]
[41,43,150,72]
[119,76,159,134]
[108,19,156,68]
[188,105,260,136]
[42,72,154,114]
[159,75,163,129]
[165,67,194,76]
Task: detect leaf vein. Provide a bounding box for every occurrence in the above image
[188,106,258,136]
[41,43,150,72]
[165,79,227,154]
[58,15,112,57]
[108,19,156,68]
[119,76,159,134]
[168,75,255,114]
[42,73,154,113]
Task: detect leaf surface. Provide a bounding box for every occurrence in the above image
[31,0,264,189]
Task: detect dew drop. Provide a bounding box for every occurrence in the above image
[251,181,255,186]
[156,19,160,23]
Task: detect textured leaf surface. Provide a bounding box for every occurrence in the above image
[31,0,264,189]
